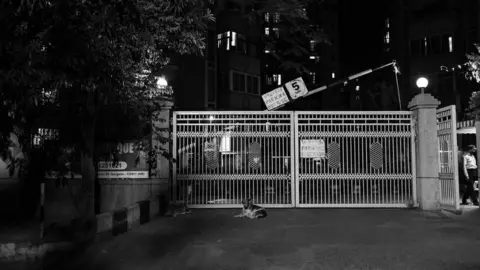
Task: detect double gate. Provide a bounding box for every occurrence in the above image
[173,111,416,208]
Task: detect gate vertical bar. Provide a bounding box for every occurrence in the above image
[451,108,460,210]
[293,112,300,207]
[172,112,178,203]
[411,113,418,207]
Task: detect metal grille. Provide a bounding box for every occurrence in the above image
[437,105,459,211]
[295,111,415,208]
[173,111,294,208]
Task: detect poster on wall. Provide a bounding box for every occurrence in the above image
[97,141,149,179]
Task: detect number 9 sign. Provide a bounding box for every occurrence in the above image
[285,77,308,100]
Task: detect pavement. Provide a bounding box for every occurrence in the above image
[29,206,480,270]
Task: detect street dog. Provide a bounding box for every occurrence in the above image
[165,202,192,217]
[234,198,267,219]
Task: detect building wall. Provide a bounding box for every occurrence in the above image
[384,0,480,117]
[174,0,262,111]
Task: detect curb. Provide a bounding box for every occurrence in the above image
[0,193,168,262]
[0,241,74,261]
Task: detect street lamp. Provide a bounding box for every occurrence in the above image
[156,76,168,88]
[416,77,429,94]
[155,76,173,97]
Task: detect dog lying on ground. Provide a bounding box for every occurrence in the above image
[234,198,267,219]
[165,202,192,217]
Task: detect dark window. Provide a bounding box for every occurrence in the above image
[239,73,246,91]
[235,33,247,54]
[249,44,257,57]
[410,39,422,56]
[467,29,478,52]
[232,72,241,91]
[207,68,215,103]
[253,77,259,94]
[226,0,241,11]
[430,35,441,54]
[247,76,254,94]
[207,30,215,60]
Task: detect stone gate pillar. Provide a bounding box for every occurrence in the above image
[408,92,441,210]
[152,100,174,202]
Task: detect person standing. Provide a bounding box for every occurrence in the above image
[462,145,479,206]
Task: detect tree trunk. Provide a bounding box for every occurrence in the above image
[78,116,97,240]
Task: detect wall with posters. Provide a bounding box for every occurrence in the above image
[98,104,172,213]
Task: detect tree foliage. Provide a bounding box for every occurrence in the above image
[0,0,214,222]
[0,0,324,222]
[463,44,480,118]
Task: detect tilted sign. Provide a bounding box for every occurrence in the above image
[262,87,290,110]
[285,77,308,100]
[97,142,149,179]
[300,139,326,158]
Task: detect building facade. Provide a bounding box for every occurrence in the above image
[383,0,480,118]
[174,0,263,111]
[262,0,341,110]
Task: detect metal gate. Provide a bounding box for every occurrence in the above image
[436,105,460,211]
[295,112,415,208]
[173,111,416,208]
[173,111,295,208]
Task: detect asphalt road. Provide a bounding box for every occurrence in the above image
[43,207,480,270]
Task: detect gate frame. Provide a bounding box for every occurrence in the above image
[293,111,417,208]
[172,111,297,208]
[436,105,460,212]
[172,110,417,208]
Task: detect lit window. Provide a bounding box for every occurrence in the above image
[309,55,320,63]
[384,32,390,44]
[217,32,231,50]
[264,12,270,22]
[332,72,335,79]
[448,36,453,52]
[231,32,237,46]
[424,37,428,55]
[266,75,273,85]
[272,27,279,38]
[310,72,316,84]
[265,27,270,36]
[310,40,315,51]
[300,8,307,17]
[273,74,282,85]
[273,12,280,23]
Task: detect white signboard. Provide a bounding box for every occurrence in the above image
[97,171,149,179]
[262,87,290,110]
[285,77,308,100]
[301,139,326,158]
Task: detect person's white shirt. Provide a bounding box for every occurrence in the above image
[464,154,477,169]
[464,153,477,179]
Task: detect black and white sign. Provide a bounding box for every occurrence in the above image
[97,171,149,179]
[285,77,308,100]
[262,87,290,110]
[300,139,326,158]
